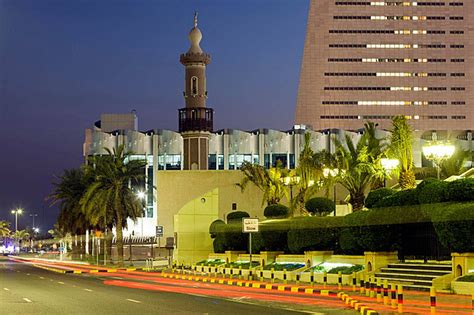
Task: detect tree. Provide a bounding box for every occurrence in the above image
[440,147,471,178]
[331,122,386,211]
[238,161,289,206]
[13,229,30,248]
[80,145,146,266]
[0,221,10,237]
[389,116,416,189]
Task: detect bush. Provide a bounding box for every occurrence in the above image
[328,265,364,274]
[432,204,474,253]
[305,197,335,216]
[260,219,290,252]
[287,216,343,253]
[373,189,418,208]
[417,180,448,204]
[339,211,368,254]
[213,234,226,253]
[365,188,395,209]
[209,219,225,238]
[223,223,248,251]
[446,179,474,202]
[226,211,250,223]
[264,204,290,218]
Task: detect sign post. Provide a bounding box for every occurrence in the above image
[242,218,259,278]
[156,226,163,257]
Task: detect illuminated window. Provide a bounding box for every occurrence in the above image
[191,76,198,96]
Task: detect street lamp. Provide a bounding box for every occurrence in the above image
[29,213,38,230]
[380,158,399,187]
[422,142,455,179]
[282,175,301,202]
[11,208,23,231]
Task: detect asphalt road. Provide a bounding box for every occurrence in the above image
[0,257,357,315]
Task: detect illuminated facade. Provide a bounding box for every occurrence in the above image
[295,0,473,131]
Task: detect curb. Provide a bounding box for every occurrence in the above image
[337,292,379,315]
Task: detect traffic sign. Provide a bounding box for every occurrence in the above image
[242,218,259,233]
[156,225,164,237]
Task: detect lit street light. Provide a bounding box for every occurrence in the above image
[381,158,399,187]
[323,168,339,216]
[30,213,38,230]
[422,142,455,179]
[11,208,23,231]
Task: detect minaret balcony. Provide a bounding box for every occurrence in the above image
[178,107,214,132]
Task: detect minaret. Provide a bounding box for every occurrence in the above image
[179,12,213,170]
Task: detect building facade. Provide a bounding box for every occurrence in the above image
[295,0,473,131]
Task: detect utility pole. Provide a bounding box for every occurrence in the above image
[30,213,38,229]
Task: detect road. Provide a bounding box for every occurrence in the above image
[0,257,358,315]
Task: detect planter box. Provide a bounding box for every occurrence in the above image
[452,253,474,277]
[364,251,398,272]
[451,280,474,295]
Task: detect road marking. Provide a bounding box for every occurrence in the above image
[26,273,30,276]
[126,299,141,304]
[23,298,32,303]
[3,288,10,291]
[57,281,65,285]
[39,276,45,279]
[111,276,123,280]
[84,289,93,292]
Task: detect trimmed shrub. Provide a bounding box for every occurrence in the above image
[223,223,248,251]
[212,235,226,253]
[339,211,368,254]
[305,197,335,216]
[432,204,474,253]
[417,180,448,204]
[446,178,474,202]
[264,204,290,218]
[365,188,395,209]
[328,265,364,274]
[226,211,250,223]
[260,219,290,252]
[287,216,343,253]
[209,219,225,238]
[374,189,418,208]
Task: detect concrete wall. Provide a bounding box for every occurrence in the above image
[156,170,263,264]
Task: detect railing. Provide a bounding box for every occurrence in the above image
[178,107,214,132]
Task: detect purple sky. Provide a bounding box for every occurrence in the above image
[0,0,309,229]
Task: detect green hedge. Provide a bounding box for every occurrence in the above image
[264,204,290,218]
[446,178,474,202]
[227,211,250,222]
[417,180,448,204]
[305,197,335,216]
[365,188,395,209]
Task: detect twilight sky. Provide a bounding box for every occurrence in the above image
[0,0,309,229]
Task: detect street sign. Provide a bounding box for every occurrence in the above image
[156,225,164,237]
[242,218,259,233]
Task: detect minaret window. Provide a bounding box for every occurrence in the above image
[191,76,198,96]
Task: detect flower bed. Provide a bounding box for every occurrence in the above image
[196,259,225,267]
[307,262,364,274]
[263,262,305,271]
[456,274,474,282]
[224,261,259,269]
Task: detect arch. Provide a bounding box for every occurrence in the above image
[306,259,311,268]
[367,261,373,272]
[456,264,463,277]
[191,76,198,96]
[261,259,265,267]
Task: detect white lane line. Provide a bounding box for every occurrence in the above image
[39,276,45,279]
[84,289,93,292]
[111,276,123,280]
[26,273,30,276]
[3,288,10,291]
[57,281,65,285]
[23,298,32,303]
[126,299,141,304]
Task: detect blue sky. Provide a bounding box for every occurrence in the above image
[0,0,309,228]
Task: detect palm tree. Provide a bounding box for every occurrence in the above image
[238,161,289,207]
[389,116,416,189]
[440,147,471,178]
[0,221,10,237]
[49,168,93,257]
[13,229,30,249]
[331,123,386,211]
[80,145,146,266]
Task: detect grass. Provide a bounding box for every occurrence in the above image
[262,262,305,271]
[224,262,259,269]
[196,259,225,267]
[457,274,474,282]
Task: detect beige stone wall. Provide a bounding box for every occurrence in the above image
[156,170,263,264]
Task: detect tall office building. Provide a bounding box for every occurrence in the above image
[295,0,473,131]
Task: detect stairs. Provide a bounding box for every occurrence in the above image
[375,263,452,291]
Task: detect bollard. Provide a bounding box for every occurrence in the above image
[370,276,376,298]
[230,267,233,279]
[383,280,389,305]
[430,287,436,315]
[310,270,314,286]
[260,270,263,282]
[376,278,382,302]
[271,267,275,283]
[283,268,287,284]
[365,274,370,297]
[352,272,356,292]
[296,273,300,285]
[338,271,342,290]
[238,265,242,280]
[360,274,365,294]
[391,283,397,309]
[397,284,403,314]
[323,271,328,289]
[249,269,253,281]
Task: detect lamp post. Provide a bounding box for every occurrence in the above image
[282,176,301,203]
[29,213,38,230]
[11,208,23,231]
[137,191,146,236]
[380,158,399,187]
[323,168,338,216]
[422,142,455,179]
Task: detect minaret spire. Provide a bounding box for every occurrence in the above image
[194,11,198,28]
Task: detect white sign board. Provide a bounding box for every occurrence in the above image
[242,218,259,233]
